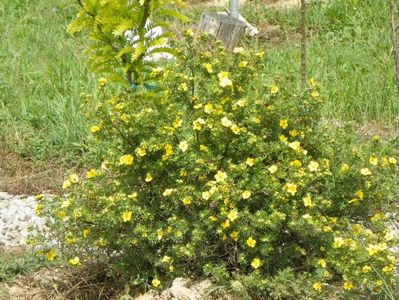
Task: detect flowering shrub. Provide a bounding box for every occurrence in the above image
[34,32,399,298]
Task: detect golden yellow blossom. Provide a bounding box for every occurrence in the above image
[279,119,288,129]
[270,85,279,94]
[242,190,252,199]
[178,83,188,91]
[388,157,397,165]
[69,257,80,266]
[182,197,191,206]
[231,124,240,134]
[86,169,97,179]
[318,259,326,268]
[172,118,183,128]
[369,155,378,166]
[145,173,153,182]
[119,154,134,166]
[218,71,233,87]
[333,237,344,248]
[303,195,313,207]
[251,258,261,269]
[230,231,239,241]
[136,148,147,157]
[312,282,322,292]
[308,161,319,172]
[215,170,228,182]
[122,211,132,222]
[288,141,301,152]
[246,237,256,248]
[360,168,372,176]
[268,165,278,174]
[343,281,353,291]
[90,125,101,133]
[246,157,255,166]
[152,278,161,288]
[341,163,350,173]
[46,250,56,262]
[202,191,211,200]
[221,219,230,229]
[238,60,248,68]
[203,63,213,73]
[162,189,174,196]
[284,183,297,196]
[227,210,239,221]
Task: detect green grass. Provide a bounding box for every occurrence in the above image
[241,0,399,124]
[1,0,398,165]
[0,0,97,162]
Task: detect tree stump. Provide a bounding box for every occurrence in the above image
[197,13,247,51]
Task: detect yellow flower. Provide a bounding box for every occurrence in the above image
[46,250,56,262]
[231,124,240,134]
[384,231,394,241]
[341,163,350,173]
[162,189,174,196]
[164,144,174,156]
[251,258,261,269]
[69,257,80,266]
[288,141,301,152]
[362,265,371,273]
[355,190,364,199]
[236,99,248,107]
[58,210,67,220]
[382,265,393,273]
[204,103,213,114]
[312,282,322,292]
[366,244,379,256]
[242,190,252,199]
[221,219,230,229]
[227,210,239,222]
[153,228,163,241]
[279,135,288,142]
[221,117,233,127]
[199,145,208,152]
[279,119,288,129]
[218,71,233,87]
[203,63,213,73]
[318,259,326,268]
[289,129,299,137]
[303,195,313,207]
[388,157,397,165]
[122,211,132,222]
[34,203,43,215]
[98,77,107,86]
[284,183,297,196]
[119,154,134,166]
[230,231,239,241]
[83,229,90,238]
[178,141,189,152]
[136,148,147,157]
[145,173,153,182]
[333,237,344,248]
[86,169,97,179]
[369,155,378,166]
[182,197,191,206]
[238,60,248,68]
[62,179,71,190]
[246,158,255,166]
[310,91,319,98]
[308,161,319,172]
[215,170,228,182]
[352,224,362,234]
[209,216,217,222]
[360,168,372,176]
[343,281,353,291]
[69,174,79,183]
[178,83,188,91]
[268,165,278,174]
[90,125,101,133]
[246,237,256,248]
[202,191,211,200]
[172,118,183,128]
[270,85,279,94]
[152,278,161,288]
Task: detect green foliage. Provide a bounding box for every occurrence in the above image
[0,250,48,282]
[67,0,188,86]
[34,33,399,297]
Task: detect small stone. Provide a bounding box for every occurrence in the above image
[0,200,10,209]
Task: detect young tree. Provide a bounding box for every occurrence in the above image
[300,0,307,91]
[387,0,399,94]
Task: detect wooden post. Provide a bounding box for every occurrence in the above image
[387,0,399,95]
[198,13,247,51]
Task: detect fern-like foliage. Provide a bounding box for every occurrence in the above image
[67,0,188,86]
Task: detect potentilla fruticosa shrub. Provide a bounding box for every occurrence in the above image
[32,1,399,297]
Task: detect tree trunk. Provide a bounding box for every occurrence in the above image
[387,0,399,95]
[300,0,307,91]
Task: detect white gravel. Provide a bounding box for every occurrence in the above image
[0,192,46,248]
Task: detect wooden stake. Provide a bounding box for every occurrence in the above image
[387,0,399,95]
[300,0,307,91]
